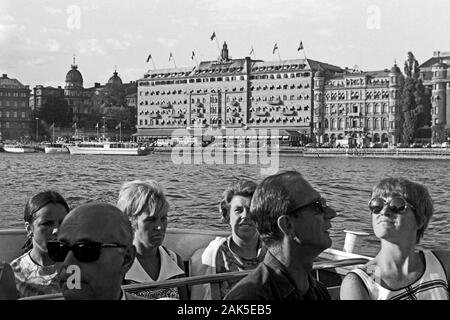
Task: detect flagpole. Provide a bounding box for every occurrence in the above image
[120,124,122,142]
[277,50,282,62]
[52,123,55,143]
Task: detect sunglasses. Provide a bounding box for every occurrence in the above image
[288,198,328,215]
[368,197,415,215]
[47,240,127,263]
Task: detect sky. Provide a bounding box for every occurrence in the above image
[1,0,449,89]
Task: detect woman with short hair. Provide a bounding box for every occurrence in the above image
[11,190,69,298]
[340,177,450,300]
[190,180,267,300]
[117,179,188,299]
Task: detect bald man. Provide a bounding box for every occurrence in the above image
[50,203,137,300]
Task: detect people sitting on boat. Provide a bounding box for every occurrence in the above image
[224,171,336,300]
[117,180,188,299]
[189,180,267,300]
[340,178,450,300]
[0,262,18,299]
[49,202,140,300]
[10,191,69,298]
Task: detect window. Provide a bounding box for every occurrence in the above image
[13,111,17,118]
[6,111,10,118]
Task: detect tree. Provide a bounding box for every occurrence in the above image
[38,96,72,128]
[400,52,431,143]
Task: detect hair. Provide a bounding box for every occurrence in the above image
[371,177,433,243]
[219,180,257,223]
[117,180,169,230]
[22,190,70,250]
[250,171,305,247]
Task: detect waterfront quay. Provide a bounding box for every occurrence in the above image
[303,147,450,159]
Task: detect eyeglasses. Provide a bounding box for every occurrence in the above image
[368,197,415,215]
[47,240,127,263]
[288,198,328,216]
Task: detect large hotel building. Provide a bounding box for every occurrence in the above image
[136,43,404,146]
[136,43,342,143]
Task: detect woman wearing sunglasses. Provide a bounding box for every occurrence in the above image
[10,190,69,298]
[117,180,188,299]
[340,177,450,300]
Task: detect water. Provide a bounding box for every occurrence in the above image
[1,152,449,257]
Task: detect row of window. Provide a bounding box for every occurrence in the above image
[0,121,28,129]
[322,118,392,130]
[0,111,27,118]
[0,91,28,97]
[0,100,27,107]
[325,104,391,115]
[249,72,311,80]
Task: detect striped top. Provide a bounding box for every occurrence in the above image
[351,250,449,300]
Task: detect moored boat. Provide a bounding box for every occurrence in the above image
[66,141,152,155]
[2,144,37,153]
[44,143,70,154]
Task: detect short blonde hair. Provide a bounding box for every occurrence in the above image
[117,180,169,229]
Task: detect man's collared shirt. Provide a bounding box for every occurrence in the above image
[224,250,331,300]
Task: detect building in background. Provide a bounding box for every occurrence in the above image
[0,74,31,141]
[136,42,343,143]
[420,51,450,143]
[314,64,403,147]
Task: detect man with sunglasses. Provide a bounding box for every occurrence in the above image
[225,171,336,300]
[48,202,138,300]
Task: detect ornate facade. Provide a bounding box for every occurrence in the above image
[314,65,402,147]
[136,43,342,140]
[420,51,450,142]
[0,74,31,141]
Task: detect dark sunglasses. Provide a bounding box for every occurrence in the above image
[47,240,127,263]
[368,197,415,215]
[288,198,328,215]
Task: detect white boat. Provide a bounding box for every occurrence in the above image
[2,144,37,153]
[44,143,69,154]
[0,227,371,300]
[66,141,152,156]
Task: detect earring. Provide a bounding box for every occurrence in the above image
[293,235,302,245]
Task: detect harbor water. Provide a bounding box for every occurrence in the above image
[1,152,449,257]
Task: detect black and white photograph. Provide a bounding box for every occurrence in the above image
[0,0,449,307]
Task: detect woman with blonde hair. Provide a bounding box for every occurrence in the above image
[117,179,188,299]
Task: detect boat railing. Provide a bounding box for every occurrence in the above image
[20,257,369,300]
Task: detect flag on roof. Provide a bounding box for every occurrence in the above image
[273,43,278,54]
[115,122,121,129]
[210,32,216,41]
[191,51,195,60]
[249,46,254,55]
[49,123,54,130]
[297,41,304,51]
[169,52,173,61]
[146,53,152,63]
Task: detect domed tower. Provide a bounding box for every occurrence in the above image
[221,42,229,61]
[388,63,402,144]
[64,56,84,97]
[107,69,123,90]
[105,68,125,107]
[313,70,325,143]
[431,61,448,141]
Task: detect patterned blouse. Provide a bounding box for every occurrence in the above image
[10,250,60,298]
